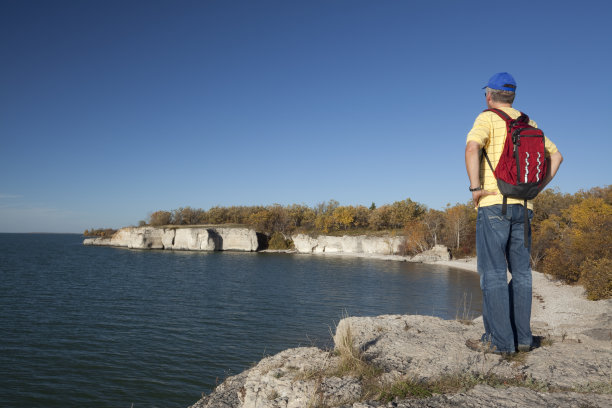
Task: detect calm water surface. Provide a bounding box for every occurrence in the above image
[0,233,481,407]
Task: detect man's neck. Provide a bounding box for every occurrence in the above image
[488,101,513,109]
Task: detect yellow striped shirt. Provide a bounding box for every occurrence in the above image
[466,107,559,209]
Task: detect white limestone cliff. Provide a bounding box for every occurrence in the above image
[291,234,404,255]
[83,228,451,261]
[83,226,259,252]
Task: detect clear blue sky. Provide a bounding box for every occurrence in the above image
[1,0,611,233]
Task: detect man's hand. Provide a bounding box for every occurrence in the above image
[472,189,497,208]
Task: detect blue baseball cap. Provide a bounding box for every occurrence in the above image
[483,72,517,92]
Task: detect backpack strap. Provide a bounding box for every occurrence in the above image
[484,108,513,122]
[482,149,495,173]
[524,199,529,248]
[485,108,530,127]
[482,109,513,167]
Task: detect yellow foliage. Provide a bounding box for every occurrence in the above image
[401,221,430,255]
[540,197,611,299]
[580,258,612,301]
[314,214,333,233]
[332,206,356,230]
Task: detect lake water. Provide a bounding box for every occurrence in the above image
[0,233,482,407]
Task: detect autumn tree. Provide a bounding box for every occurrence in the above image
[443,203,476,255]
[332,206,356,230]
[286,204,316,230]
[389,198,426,229]
[205,206,229,224]
[149,210,172,226]
[171,207,205,225]
[532,188,577,225]
[353,205,371,229]
[421,209,445,246]
[401,219,430,255]
[576,185,612,204]
[368,204,392,230]
[314,213,334,233]
[267,204,290,233]
[246,205,290,234]
[248,209,272,233]
[315,199,339,215]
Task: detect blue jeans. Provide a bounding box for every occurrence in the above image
[476,204,533,353]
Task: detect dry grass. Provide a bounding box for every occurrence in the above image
[330,324,382,399]
[501,351,529,365]
[377,372,555,402]
[455,291,476,325]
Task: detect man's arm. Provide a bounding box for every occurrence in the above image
[540,151,563,191]
[465,141,497,207]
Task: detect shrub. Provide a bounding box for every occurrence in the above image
[83,228,117,237]
[400,221,430,256]
[267,232,294,250]
[580,258,612,301]
[149,211,172,226]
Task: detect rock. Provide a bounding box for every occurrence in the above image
[83,237,108,246]
[189,371,249,408]
[354,384,612,407]
[410,245,451,262]
[215,227,259,252]
[106,227,165,249]
[83,226,260,252]
[292,234,319,253]
[173,228,214,251]
[320,376,362,406]
[521,341,611,388]
[239,347,335,408]
[292,234,404,256]
[161,229,175,249]
[359,236,400,255]
[333,315,516,381]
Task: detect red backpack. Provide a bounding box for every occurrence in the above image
[482,108,547,246]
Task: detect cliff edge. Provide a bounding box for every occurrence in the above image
[189,261,611,408]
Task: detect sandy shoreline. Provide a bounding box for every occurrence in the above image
[428,257,612,339]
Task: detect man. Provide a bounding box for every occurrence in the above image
[464,72,563,354]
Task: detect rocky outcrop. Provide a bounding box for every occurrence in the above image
[191,313,611,408]
[410,245,451,262]
[83,226,259,252]
[190,268,612,408]
[292,234,404,255]
[291,234,451,262]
